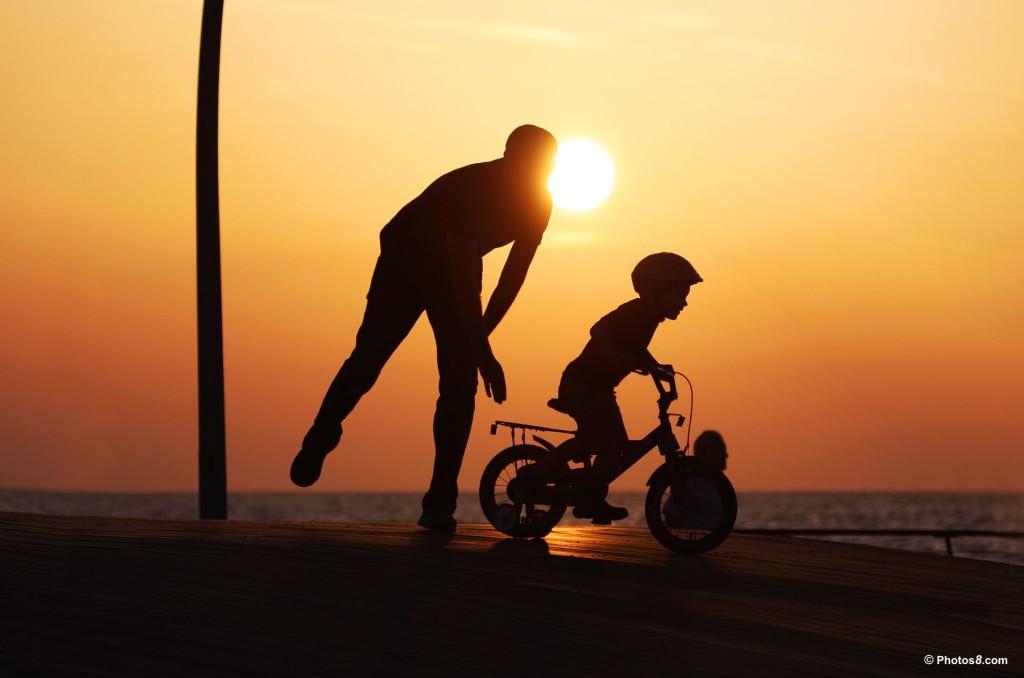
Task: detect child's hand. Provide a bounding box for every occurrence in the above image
[621,352,643,373]
[652,363,674,378]
[628,355,664,376]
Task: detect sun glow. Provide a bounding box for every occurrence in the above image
[548,139,615,211]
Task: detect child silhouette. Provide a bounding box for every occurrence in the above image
[554,252,702,523]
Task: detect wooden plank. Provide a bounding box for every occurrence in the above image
[1,512,1020,677]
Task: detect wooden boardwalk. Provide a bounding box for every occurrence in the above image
[1,511,1020,677]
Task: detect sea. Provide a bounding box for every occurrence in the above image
[2,489,1021,567]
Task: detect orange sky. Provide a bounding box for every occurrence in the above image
[1,1,1022,494]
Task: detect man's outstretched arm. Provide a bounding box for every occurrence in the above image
[482,239,537,336]
[446,229,506,403]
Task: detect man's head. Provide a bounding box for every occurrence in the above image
[631,252,703,320]
[504,124,558,179]
[694,430,728,471]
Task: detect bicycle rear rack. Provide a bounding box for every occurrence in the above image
[491,420,575,446]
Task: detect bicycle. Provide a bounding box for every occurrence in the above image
[479,365,737,554]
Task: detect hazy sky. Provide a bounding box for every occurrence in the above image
[1,0,1022,493]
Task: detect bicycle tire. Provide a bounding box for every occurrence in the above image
[479,444,567,539]
[645,458,736,554]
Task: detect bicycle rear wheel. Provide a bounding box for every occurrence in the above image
[645,458,736,554]
[479,444,567,539]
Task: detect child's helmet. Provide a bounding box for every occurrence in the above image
[631,252,703,298]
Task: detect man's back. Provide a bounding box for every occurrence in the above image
[380,159,551,259]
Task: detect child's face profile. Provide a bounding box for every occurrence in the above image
[656,284,692,320]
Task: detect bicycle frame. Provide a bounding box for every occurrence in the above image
[490,369,690,489]
[482,366,736,552]
[613,369,688,479]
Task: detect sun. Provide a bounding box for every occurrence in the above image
[548,139,615,211]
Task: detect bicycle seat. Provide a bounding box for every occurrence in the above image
[547,398,575,416]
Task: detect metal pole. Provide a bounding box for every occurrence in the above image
[196,0,227,519]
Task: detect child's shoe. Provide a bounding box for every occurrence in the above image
[573,500,628,525]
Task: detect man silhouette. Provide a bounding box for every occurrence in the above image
[291,124,559,532]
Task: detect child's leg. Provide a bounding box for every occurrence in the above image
[571,390,628,480]
[522,437,578,477]
[557,382,625,456]
[558,381,630,522]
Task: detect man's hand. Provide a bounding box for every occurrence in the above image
[479,353,507,404]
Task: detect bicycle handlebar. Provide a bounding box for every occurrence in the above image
[640,364,695,453]
[634,364,677,393]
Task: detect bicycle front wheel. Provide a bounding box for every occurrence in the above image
[479,444,567,539]
[645,458,736,554]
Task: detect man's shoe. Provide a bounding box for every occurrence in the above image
[573,500,628,525]
[290,448,328,487]
[417,511,457,533]
[289,422,341,488]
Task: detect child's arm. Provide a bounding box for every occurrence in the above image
[640,351,675,379]
[591,317,643,372]
[637,349,659,374]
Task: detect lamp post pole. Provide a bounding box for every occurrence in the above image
[196,0,227,519]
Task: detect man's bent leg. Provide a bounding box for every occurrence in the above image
[314,306,420,425]
[292,258,423,487]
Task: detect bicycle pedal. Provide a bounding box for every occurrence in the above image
[516,465,547,481]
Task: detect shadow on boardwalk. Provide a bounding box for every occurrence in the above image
[1,512,1020,677]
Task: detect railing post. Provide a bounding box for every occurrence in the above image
[196,0,227,519]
